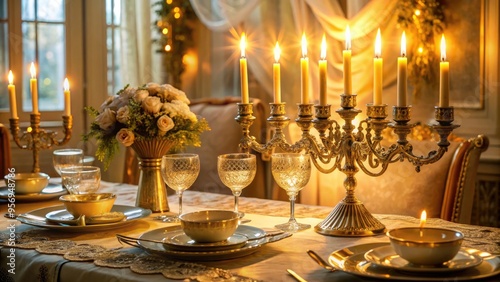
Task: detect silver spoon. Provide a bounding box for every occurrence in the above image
[307,249,335,271]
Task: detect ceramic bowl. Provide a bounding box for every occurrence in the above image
[4,172,50,194]
[179,210,239,243]
[387,227,464,265]
[59,193,116,217]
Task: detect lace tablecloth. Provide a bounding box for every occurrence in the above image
[1,181,499,282]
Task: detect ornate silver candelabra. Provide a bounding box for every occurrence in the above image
[236,94,459,236]
[9,114,73,173]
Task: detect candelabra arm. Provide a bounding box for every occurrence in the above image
[51,115,73,146]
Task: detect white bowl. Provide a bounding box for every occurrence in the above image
[387,227,464,265]
[179,210,239,243]
[4,172,50,194]
[59,193,116,217]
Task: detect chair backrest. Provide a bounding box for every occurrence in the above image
[123,97,270,198]
[0,124,12,176]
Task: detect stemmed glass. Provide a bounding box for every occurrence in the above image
[217,153,256,218]
[160,153,200,222]
[53,149,84,176]
[60,166,101,194]
[271,153,311,232]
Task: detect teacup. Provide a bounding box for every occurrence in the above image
[387,227,464,265]
[179,210,239,243]
[59,193,116,218]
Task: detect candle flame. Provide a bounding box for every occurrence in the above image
[401,31,406,57]
[27,126,32,133]
[274,42,280,63]
[345,25,351,50]
[375,28,382,58]
[320,34,327,60]
[8,70,13,85]
[30,62,36,78]
[64,78,70,91]
[301,33,307,58]
[440,34,446,61]
[240,33,246,58]
[419,210,427,228]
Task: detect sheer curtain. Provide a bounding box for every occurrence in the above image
[188,0,403,204]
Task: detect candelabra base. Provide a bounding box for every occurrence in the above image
[314,198,386,236]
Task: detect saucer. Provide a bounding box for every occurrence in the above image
[162,230,248,252]
[45,209,126,225]
[364,245,483,273]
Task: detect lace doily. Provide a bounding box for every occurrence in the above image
[0,230,260,281]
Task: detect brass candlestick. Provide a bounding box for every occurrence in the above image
[236,94,459,236]
[9,114,73,173]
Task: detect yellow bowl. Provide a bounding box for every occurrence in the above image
[59,193,116,217]
[4,172,50,194]
[387,227,464,265]
[179,210,239,243]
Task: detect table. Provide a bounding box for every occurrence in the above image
[1,180,500,281]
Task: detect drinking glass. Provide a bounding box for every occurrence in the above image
[271,153,311,232]
[53,149,84,176]
[217,153,256,218]
[60,166,101,194]
[161,154,200,222]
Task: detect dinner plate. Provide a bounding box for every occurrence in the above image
[137,225,289,261]
[162,230,248,252]
[17,205,151,232]
[329,242,500,281]
[364,245,483,273]
[0,183,67,202]
[45,209,126,225]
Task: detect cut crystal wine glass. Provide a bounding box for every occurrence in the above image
[217,153,256,218]
[271,153,311,232]
[160,153,200,222]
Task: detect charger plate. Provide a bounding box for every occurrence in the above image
[364,245,483,273]
[329,242,500,281]
[17,205,151,232]
[137,225,290,261]
[0,183,67,202]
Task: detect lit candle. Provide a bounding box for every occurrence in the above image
[419,210,427,228]
[373,28,383,105]
[397,32,407,107]
[63,78,71,116]
[273,42,281,103]
[239,33,249,104]
[319,34,327,106]
[300,33,310,104]
[439,34,449,107]
[343,25,352,95]
[30,62,39,114]
[7,71,18,119]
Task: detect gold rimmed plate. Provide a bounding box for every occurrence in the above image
[0,183,67,202]
[329,243,500,281]
[162,230,248,252]
[17,205,151,232]
[364,245,483,273]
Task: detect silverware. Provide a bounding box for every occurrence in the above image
[307,249,335,271]
[287,269,308,282]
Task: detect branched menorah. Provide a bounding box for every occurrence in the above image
[236,94,459,236]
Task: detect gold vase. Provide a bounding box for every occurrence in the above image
[130,139,174,213]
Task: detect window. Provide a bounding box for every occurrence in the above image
[0,0,8,112]
[106,0,122,96]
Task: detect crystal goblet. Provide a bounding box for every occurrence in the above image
[160,153,200,222]
[53,149,84,176]
[60,166,101,194]
[271,153,311,232]
[217,153,256,218]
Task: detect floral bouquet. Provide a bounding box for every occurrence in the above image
[83,83,210,169]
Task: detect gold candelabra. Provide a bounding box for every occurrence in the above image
[9,114,73,173]
[236,94,459,236]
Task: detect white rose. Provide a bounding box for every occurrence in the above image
[95,108,116,132]
[142,96,163,114]
[116,106,130,124]
[119,86,137,99]
[133,89,150,103]
[162,84,190,104]
[145,82,161,95]
[157,115,175,134]
[115,128,135,146]
[100,96,115,111]
[161,102,179,117]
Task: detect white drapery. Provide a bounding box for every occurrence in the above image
[189,0,404,205]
